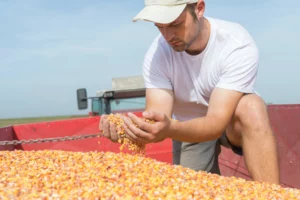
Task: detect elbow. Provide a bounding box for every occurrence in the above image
[212,130,224,141]
[204,130,223,142]
[206,116,226,141]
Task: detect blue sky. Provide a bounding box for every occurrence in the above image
[0,0,299,119]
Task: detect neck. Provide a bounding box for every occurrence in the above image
[185,17,211,56]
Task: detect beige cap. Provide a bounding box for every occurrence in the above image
[133,0,199,24]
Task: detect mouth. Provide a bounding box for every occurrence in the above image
[170,41,182,46]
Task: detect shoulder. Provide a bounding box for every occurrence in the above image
[142,35,174,90]
[208,17,259,65]
[208,17,256,46]
[142,34,173,75]
[144,34,173,62]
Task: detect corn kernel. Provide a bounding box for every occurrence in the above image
[0,150,299,199]
[106,113,154,155]
[105,113,177,155]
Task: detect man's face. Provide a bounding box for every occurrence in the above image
[155,8,200,52]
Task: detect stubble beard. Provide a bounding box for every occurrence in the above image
[171,42,188,52]
[171,21,201,53]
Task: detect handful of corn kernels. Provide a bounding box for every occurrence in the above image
[105,113,156,155]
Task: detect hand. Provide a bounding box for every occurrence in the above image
[121,111,172,144]
[99,114,120,143]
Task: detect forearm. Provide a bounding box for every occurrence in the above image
[167,116,224,143]
[145,88,174,119]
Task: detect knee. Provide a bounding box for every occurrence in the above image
[235,94,269,130]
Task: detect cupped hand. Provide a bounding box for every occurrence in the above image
[99,114,121,142]
[121,111,172,144]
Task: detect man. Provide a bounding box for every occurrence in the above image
[100,0,280,185]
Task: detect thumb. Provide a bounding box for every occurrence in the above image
[142,110,165,121]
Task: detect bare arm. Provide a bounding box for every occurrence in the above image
[145,88,174,119]
[167,87,244,142]
[124,88,174,143]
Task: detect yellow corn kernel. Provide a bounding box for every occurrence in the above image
[106,113,156,155]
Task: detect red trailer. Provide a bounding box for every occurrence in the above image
[0,76,299,190]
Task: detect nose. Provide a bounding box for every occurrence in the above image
[161,27,176,42]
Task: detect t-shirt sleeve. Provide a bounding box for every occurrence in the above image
[216,42,259,94]
[142,37,173,90]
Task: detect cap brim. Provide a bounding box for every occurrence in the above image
[132,4,186,24]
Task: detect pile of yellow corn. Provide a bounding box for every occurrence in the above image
[0,150,299,199]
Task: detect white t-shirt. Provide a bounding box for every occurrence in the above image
[143,17,259,121]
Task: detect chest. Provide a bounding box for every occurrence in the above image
[170,55,221,105]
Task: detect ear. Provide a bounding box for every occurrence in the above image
[195,0,205,20]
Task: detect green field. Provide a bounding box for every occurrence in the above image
[0,115,89,128]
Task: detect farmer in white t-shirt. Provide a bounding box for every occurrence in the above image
[100,0,280,185]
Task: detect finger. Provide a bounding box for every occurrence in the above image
[142,110,165,121]
[109,122,118,142]
[122,123,149,144]
[122,116,155,142]
[122,124,138,142]
[116,126,123,137]
[120,118,139,142]
[99,115,107,132]
[127,112,153,132]
[102,118,110,138]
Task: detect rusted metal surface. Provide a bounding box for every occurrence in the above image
[0,126,15,151]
